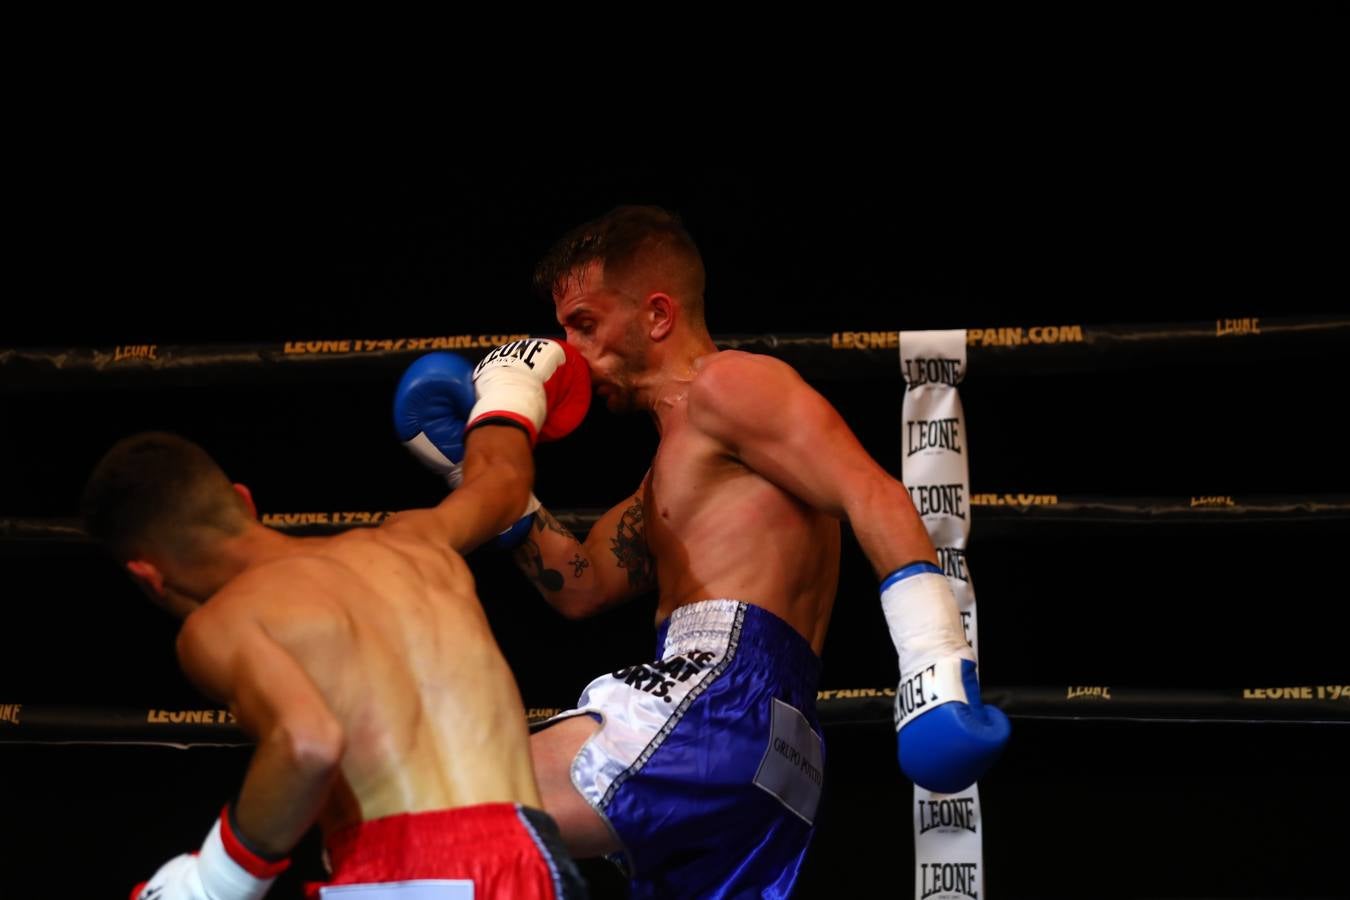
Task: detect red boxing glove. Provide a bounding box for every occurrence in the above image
[469,338,591,444]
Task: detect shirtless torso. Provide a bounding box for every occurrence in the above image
[641,357,841,652]
[185,519,540,839]
[94,427,586,899]
[518,348,880,645]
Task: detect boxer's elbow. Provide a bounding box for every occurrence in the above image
[531,577,612,620]
[554,602,592,621]
[546,589,596,620]
[550,583,620,621]
[268,714,345,782]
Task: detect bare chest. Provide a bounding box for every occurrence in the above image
[645,409,803,557]
[647,418,722,523]
[640,395,838,634]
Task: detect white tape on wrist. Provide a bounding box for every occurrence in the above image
[198,818,276,900]
[880,571,975,675]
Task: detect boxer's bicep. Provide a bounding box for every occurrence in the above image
[588,491,656,596]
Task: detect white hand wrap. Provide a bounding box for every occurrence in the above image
[881,569,976,677]
[195,816,279,900]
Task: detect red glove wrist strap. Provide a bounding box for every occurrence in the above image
[220,804,291,879]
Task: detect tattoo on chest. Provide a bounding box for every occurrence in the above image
[612,496,655,589]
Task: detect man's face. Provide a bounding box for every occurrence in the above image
[553,261,650,413]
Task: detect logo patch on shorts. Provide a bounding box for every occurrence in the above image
[753,698,824,824]
[319,880,474,899]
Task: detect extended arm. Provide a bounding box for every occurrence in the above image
[390,340,588,554]
[389,424,536,553]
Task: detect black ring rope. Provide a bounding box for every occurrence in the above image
[3,316,1345,390]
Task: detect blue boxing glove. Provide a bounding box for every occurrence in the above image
[881,562,1010,794]
[393,351,541,551]
[393,352,477,489]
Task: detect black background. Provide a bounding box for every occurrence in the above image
[2,56,1347,900]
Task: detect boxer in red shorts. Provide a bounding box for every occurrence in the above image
[83,339,591,899]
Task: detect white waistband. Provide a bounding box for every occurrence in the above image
[663,599,743,658]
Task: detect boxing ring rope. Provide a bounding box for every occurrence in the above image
[7,493,1349,545]
[5,323,1346,708]
[4,315,1348,897]
[3,684,1345,749]
[8,482,1347,740]
[3,315,1346,390]
[5,498,1347,743]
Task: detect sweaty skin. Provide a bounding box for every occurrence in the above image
[185,523,541,844]
[520,261,936,855]
[161,426,542,855]
[640,355,843,652]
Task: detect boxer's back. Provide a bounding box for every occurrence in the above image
[210,522,540,830]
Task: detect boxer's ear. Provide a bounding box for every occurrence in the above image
[126,559,165,597]
[233,483,258,520]
[646,293,675,341]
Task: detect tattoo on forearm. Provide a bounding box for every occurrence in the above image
[536,506,575,540]
[513,532,565,592]
[513,508,583,592]
[611,497,655,590]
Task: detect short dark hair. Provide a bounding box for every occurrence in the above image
[81,432,247,561]
[533,205,706,310]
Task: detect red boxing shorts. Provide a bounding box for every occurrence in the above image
[307,803,587,899]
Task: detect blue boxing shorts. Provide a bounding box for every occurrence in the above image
[543,599,824,899]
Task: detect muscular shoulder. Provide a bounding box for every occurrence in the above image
[690,351,803,411]
[688,351,811,444]
[693,349,796,384]
[207,555,348,626]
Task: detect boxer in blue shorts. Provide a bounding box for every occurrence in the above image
[549,599,824,896]
[409,207,1010,897]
